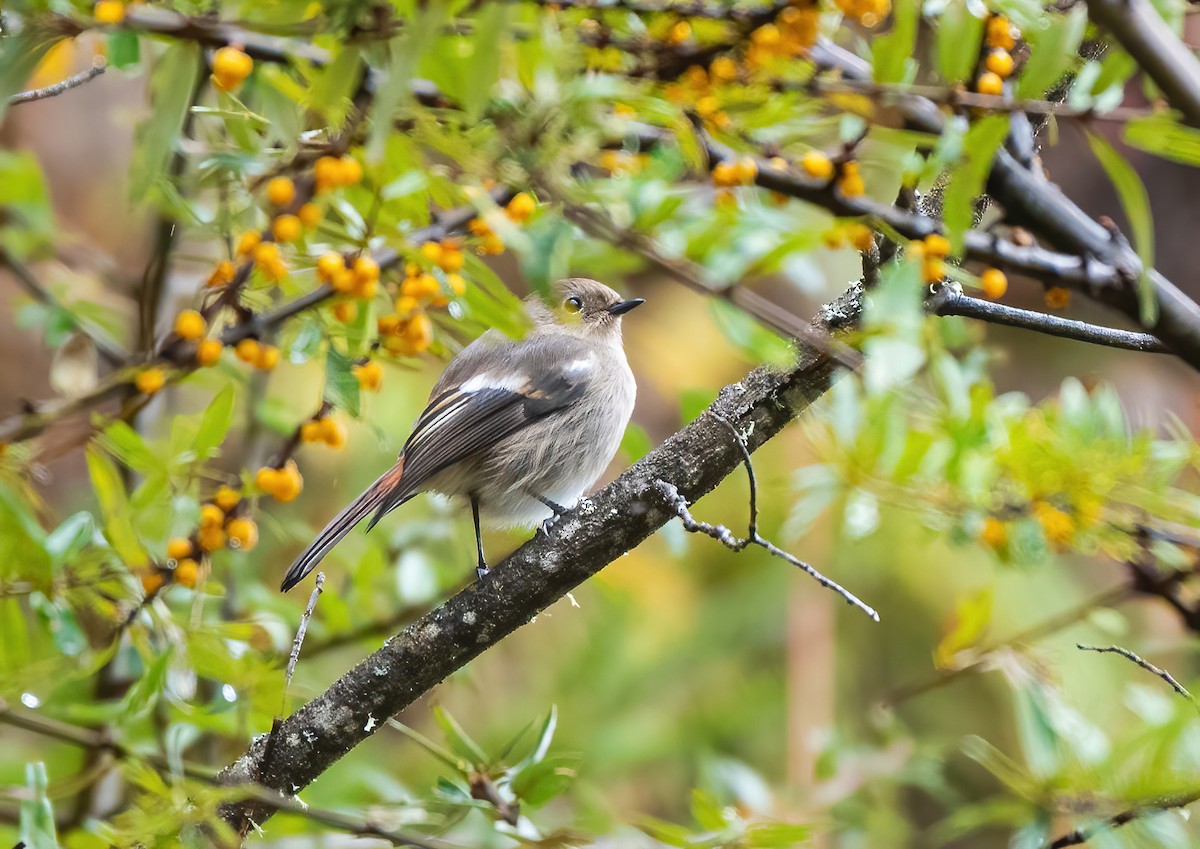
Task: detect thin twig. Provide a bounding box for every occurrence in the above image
[1047,789,1200,848]
[655,417,879,621]
[1076,643,1199,709]
[285,572,324,693]
[929,285,1171,353]
[8,59,107,105]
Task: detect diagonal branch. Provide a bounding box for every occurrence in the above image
[214,283,865,831]
[1047,788,1200,848]
[1076,643,1199,709]
[8,59,107,105]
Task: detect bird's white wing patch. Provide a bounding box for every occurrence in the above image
[563,356,593,376]
[460,372,529,393]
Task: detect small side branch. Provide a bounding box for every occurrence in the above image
[1047,789,1200,848]
[655,419,879,622]
[285,572,325,692]
[929,286,1171,354]
[1076,643,1198,710]
[8,59,107,105]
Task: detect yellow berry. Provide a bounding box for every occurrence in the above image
[271,214,303,243]
[838,172,865,197]
[140,570,165,596]
[845,223,874,252]
[255,344,280,371]
[353,360,383,391]
[225,517,259,552]
[438,247,464,273]
[94,1,126,25]
[255,466,281,494]
[297,202,321,229]
[314,156,341,192]
[197,521,226,553]
[981,268,1008,299]
[733,157,758,185]
[665,20,692,44]
[167,538,194,560]
[710,56,737,82]
[174,309,206,341]
[266,176,296,207]
[300,421,324,443]
[446,273,466,296]
[1045,287,1070,310]
[801,151,834,181]
[714,188,738,210]
[253,240,281,268]
[420,242,443,265]
[201,503,225,529]
[316,252,346,282]
[212,46,253,93]
[468,217,492,236]
[377,314,402,335]
[986,16,1017,50]
[135,367,166,395]
[478,234,505,255]
[506,192,536,223]
[272,461,303,503]
[404,312,434,352]
[332,301,357,323]
[751,24,781,47]
[213,486,241,512]
[821,226,845,249]
[980,517,1007,550]
[331,268,356,294]
[234,338,261,364]
[712,162,738,188]
[174,558,202,588]
[196,339,223,367]
[976,71,1004,96]
[986,50,1014,79]
[207,260,236,288]
[338,157,363,186]
[236,230,261,257]
[1034,501,1074,547]
[353,256,380,284]
[319,417,347,449]
[924,234,951,258]
[922,257,945,283]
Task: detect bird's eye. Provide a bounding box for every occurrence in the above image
[564,296,582,313]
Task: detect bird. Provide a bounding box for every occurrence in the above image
[280,277,643,592]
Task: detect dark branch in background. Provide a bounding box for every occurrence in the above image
[0,248,127,366]
[7,58,106,105]
[928,284,1170,353]
[215,283,865,830]
[655,417,878,620]
[1047,789,1200,848]
[1086,0,1200,129]
[1076,643,1199,709]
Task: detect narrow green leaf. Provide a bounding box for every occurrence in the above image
[19,762,58,849]
[747,823,814,847]
[871,0,919,83]
[45,512,95,567]
[639,816,695,847]
[510,755,578,807]
[433,705,490,766]
[309,46,363,129]
[1086,131,1156,325]
[1124,113,1200,166]
[86,446,148,568]
[130,43,201,200]
[0,149,54,258]
[390,720,470,774]
[98,420,159,476]
[936,2,987,84]
[107,30,141,70]
[1016,6,1087,98]
[193,384,235,459]
[943,115,1010,252]
[690,788,729,831]
[324,347,362,417]
[464,4,508,119]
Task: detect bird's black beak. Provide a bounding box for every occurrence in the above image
[607,298,644,316]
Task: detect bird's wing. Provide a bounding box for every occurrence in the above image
[366,332,595,525]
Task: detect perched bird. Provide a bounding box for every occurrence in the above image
[281,277,642,591]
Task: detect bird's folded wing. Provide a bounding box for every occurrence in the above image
[367,336,594,525]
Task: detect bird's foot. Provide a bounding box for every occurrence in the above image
[476,562,490,581]
[539,513,561,538]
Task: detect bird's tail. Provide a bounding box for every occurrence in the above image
[280,460,407,592]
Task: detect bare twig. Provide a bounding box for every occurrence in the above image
[285,572,325,694]
[1047,789,1200,848]
[928,285,1170,353]
[8,59,107,105]
[655,417,879,621]
[1076,643,1199,709]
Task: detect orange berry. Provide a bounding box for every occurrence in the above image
[665,20,692,44]
[135,367,166,395]
[338,157,363,186]
[980,517,1007,550]
[255,344,280,371]
[174,309,206,341]
[712,162,738,188]
[801,150,834,181]
[167,538,194,560]
[94,1,126,25]
[981,268,1008,299]
[255,466,281,494]
[732,157,758,185]
[479,234,505,255]
[272,461,303,503]
[710,56,737,82]
[300,421,324,443]
[213,486,241,512]
[446,273,467,296]
[922,257,945,283]
[234,338,261,364]
[714,188,738,210]
[174,558,201,588]
[377,314,402,335]
[986,50,1014,79]
[196,339,223,367]
[976,71,1004,96]
[271,214,302,243]
[404,312,434,352]
[353,256,380,284]
[332,301,357,323]
[838,172,865,197]
[314,156,341,192]
[506,192,536,223]
[140,570,165,596]
[1045,287,1070,310]
[297,202,321,229]
[986,16,1017,50]
[319,417,347,449]
[419,242,443,265]
[924,234,951,258]
[200,503,225,529]
[253,240,281,268]
[207,260,236,288]
[212,46,253,93]
[197,523,225,552]
[265,176,296,207]
[438,248,464,273]
[316,252,346,282]
[468,218,492,236]
[845,223,874,252]
[225,517,259,552]
[353,360,383,391]
[331,268,356,294]
[236,230,261,257]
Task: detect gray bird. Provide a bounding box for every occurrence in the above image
[281,277,642,591]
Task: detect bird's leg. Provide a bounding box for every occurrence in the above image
[471,495,489,580]
[535,495,571,537]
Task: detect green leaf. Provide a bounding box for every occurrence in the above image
[510,755,578,807]
[620,422,653,463]
[45,512,95,567]
[639,816,695,847]
[1086,131,1156,325]
[746,822,814,848]
[107,30,141,70]
[433,705,490,766]
[871,0,919,83]
[194,385,235,460]
[309,46,363,129]
[0,149,55,258]
[937,2,987,84]
[463,3,508,119]
[19,762,58,849]
[690,788,728,831]
[943,115,1010,252]
[0,32,62,127]
[391,720,470,774]
[121,647,173,719]
[130,43,201,200]
[710,300,792,366]
[1016,6,1087,98]
[86,446,148,568]
[324,347,362,417]
[1124,113,1200,166]
[97,420,160,477]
